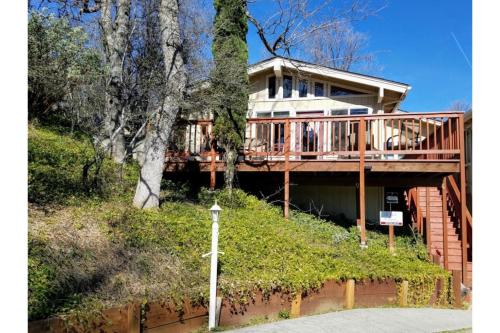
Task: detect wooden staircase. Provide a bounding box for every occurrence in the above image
[406,178,472,289]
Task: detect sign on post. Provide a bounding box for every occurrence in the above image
[380,210,403,254]
[379,211,403,226]
[385,192,399,205]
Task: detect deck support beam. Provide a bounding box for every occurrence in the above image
[426,187,431,255]
[284,119,290,219]
[210,134,216,190]
[459,116,468,285]
[359,118,367,247]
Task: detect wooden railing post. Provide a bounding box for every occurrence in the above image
[359,118,367,247]
[284,119,290,219]
[442,177,449,270]
[458,115,468,285]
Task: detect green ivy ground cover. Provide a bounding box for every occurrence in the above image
[28,126,452,322]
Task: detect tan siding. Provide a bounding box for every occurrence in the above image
[290,185,383,222]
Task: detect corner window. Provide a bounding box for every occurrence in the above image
[314,82,324,97]
[283,75,292,98]
[350,108,369,115]
[330,85,363,96]
[298,80,308,97]
[268,76,276,99]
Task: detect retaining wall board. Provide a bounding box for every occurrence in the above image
[28,306,128,333]
[219,291,292,327]
[143,301,207,333]
[354,280,398,307]
[300,280,345,316]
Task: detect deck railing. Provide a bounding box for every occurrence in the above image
[172,112,464,162]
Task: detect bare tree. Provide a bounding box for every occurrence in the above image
[304,21,373,71]
[447,100,471,112]
[81,0,132,163]
[132,0,187,208]
[246,0,380,58]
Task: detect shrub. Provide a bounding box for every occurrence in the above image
[28,125,138,205]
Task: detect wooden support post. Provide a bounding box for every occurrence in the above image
[359,118,367,247]
[388,225,395,253]
[399,281,409,307]
[291,293,301,318]
[284,119,290,219]
[345,279,355,309]
[452,270,463,308]
[442,177,449,270]
[458,116,468,285]
[426,187,432,255]
[210,133,216,190]
[127,303,140,333]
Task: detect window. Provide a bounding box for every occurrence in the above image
[314,82,324,97]
[331,109,349,116]
[330,85,363,96]
[350,108,369,115]
[256,112,271,118]
[298,79,308,97]
[283,75,292,98]
[268,76,276,99]
[273,111,290,118]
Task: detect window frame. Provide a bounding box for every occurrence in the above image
[266,74,277,99]
[282,75,293,99]
[314,81,325,97]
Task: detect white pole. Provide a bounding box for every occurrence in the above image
[208,220,219,330]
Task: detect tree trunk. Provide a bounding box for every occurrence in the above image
[100,0,130,163]
[133,0,186,208]
[224,147,237,190]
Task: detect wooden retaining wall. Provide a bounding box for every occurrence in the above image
[28,278,459,333]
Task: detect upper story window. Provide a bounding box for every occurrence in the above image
[314,82,324,97]
[331,109,349,116]
[330,85,363,96]
[268,76,276,99]
[350,108,369,115]
[283,75,293,98]
[298,79,308,97]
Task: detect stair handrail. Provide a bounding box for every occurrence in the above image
[446,175,472,228]
[406,188,424,235]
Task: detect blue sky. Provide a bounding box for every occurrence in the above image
[247,0,472,112]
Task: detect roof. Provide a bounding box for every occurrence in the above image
[248,56,411,93]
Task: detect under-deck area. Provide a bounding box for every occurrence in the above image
[164,112,471,285]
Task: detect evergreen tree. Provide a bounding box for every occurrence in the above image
[211,0,249,190]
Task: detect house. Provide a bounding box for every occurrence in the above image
[165,56,472,288]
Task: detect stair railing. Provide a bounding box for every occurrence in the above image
[445,176,472,267]
[406,188,424,236]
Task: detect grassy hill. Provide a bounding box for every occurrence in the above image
[28,125,452,322]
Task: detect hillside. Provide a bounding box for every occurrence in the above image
[28,125,452,322]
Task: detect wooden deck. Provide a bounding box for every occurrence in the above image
[166,111,464,174]
[165,111,471,285]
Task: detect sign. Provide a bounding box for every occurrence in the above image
[385,192,399,204]
[379,211,403,226]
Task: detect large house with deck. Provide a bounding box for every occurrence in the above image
[165,57,472,289]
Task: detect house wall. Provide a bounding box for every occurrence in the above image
[290,185,384,222]
[248,71,383,117]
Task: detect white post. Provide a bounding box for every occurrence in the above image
[208,219,219,330]
[206,201,222,331]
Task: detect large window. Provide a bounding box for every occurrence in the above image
[268,76,276,99]
[331,109,349,116]
[314,82,324,97]
[350,108,369,115]
[283,75,292,98]
[298,79,308,97]
[330,85,363,96]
